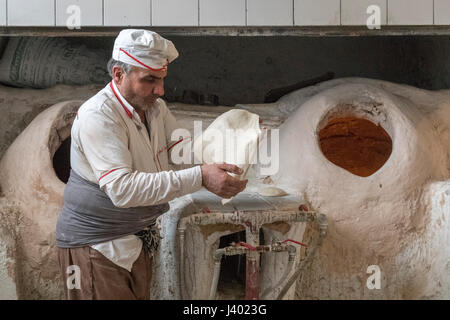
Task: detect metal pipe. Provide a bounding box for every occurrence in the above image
[245,228,260,300]
[178,228,188,300]
[178,210,316,230]
[260,244,296,299]
[276,214,328,300]
[178,208,322,300]
[207,242,303,300]
[209,248,226,300]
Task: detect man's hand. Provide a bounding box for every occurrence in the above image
[200,163,248,199]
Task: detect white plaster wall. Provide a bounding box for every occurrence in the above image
[0,242,18,299]
[0,211,18,300]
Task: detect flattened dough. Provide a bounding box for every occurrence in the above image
[193,109,264,204]
[258,186,288,197]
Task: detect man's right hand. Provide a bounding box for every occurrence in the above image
[200,163,248,199]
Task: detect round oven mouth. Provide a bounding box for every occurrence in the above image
[53,137,71,184]
[49,102,80,184]
[317,106,393,177]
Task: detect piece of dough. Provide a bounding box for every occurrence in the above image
[263,176,274,184]
[193,109,264,204]
[258,186,288,197]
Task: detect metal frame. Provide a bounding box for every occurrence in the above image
[178,209,327,300]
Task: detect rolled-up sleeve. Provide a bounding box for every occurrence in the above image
[78,105,202,208]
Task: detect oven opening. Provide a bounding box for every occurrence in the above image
[216,230,246,299]
[53,137,71,184]
[319,115,393,177]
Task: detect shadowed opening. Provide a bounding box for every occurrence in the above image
[48,103,79,184]
[319,116,393,177]
[216,229,265,299]
[53,137,71,183]
[216,231,246,300]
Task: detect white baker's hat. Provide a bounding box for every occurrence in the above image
[112,29,179,71]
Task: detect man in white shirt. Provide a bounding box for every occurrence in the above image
[56,29,247,300]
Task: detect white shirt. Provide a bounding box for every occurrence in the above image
[70,80,202,271]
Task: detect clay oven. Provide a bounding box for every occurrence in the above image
[0,78,449,299]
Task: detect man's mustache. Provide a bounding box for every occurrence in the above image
[144,95,160,101]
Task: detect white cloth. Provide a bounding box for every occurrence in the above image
[90,235,144,272]
[112,29,179,71]
[70,80,202,271]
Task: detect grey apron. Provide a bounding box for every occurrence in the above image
[56,169,169,250]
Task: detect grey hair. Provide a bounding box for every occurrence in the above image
[107,58,134,78]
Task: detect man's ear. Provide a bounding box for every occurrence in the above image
[113,66,124,85]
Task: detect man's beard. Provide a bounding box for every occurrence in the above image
[128,95,158,111]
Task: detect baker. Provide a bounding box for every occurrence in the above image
[55,29,247,300]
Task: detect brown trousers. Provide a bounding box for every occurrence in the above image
[57,246,152,300]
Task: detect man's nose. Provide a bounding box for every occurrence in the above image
[153,80,164,96]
